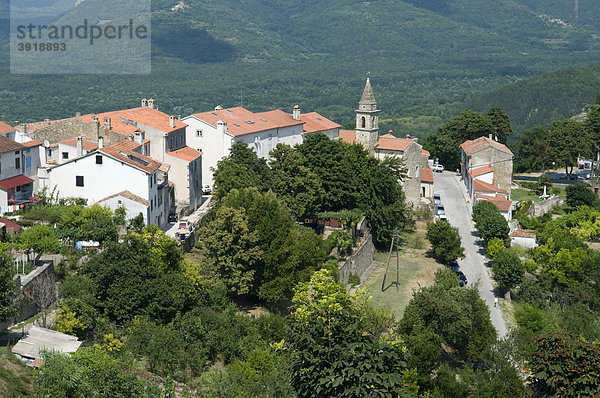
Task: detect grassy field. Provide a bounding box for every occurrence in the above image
[361,224,443,320]
[510,188,541,203]
[0,351,34,397]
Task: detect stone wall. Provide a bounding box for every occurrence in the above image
[338,233,375,285]
[469,147,513,196]
[526,196,561,217]
[0,263,56,331]
[32,118,128,146]
[403,142,423,207]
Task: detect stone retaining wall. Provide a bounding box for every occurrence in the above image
[339,233,375,285]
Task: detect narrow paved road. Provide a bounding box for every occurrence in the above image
[434,172,508,338]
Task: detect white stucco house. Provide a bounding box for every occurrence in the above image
[183,105,340,186]
[45,140,167,226]
[164,146,203,213]
[0,136,35,209]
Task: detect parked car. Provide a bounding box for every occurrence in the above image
[457,271,468,287]
[435,214,448,222]
[202,184,212,195]
[433,193,441,205]
[448,260,459,273]
[178,220,192,231]
[433,164,444,173]
[436,205,445,215]
[168,213,178,223]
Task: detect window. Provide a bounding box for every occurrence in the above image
[196,129,203,137]
[62,152,69,160]
[76,176,84,187]
[15,158,20,169]
[16,186,21,192]
[361,116,366,128]
[48,149,52,157]
[118,199,122,205]
[96,155,103,164]
[14,151,19,155]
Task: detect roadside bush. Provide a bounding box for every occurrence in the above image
[426,220,465,264]
[486,237,506,260]
[348,273,361,287]
[566,182,598,208]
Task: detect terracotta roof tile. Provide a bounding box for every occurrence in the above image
[421,149,430,156]
[0,217,22,232]
[0,175,34,190]
[0,122,15,135]
[166,146,202,162]
[460,136,513,156]
[22,140,43,148]
[60,138,98,151]
[469,165,494,178]
[339,129,356,144]
[300,112,341,134]
[421,168,434,183]
[376,133,418,152]
[190,107,303,137]
[473,179,508,194]
[0,136,25,153]
[511,229,536,238]
[97,190,150,207]
[78,107,187,136]
[101,142,161,174]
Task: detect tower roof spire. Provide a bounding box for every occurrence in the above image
[360,77,376,104]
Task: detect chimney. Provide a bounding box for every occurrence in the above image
[44,118,51,125]
[103,116,111,134]
[293,105,301,121]
[75,112,81,117]
[217,120,227,135]
[134,130,144,145]
[495,135,498,142]
[489,134,493,139]
[148,98,155,109]
[76,136,83,157]
[406,133,410,139]
[16,123,27,134]
[92,115,100,138]
[169,115,175,129]
[141,98,148,107]
[387,130,393,136]
[98,136,104,149]
[215,105,223,111]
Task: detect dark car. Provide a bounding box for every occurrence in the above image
[168,213,178,223]
[457,271,468,287]
[448,260,459,273]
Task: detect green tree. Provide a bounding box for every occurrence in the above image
[17,225,59,264]
[527,334,600,398]
[512,126,549,172]
[584,103,600,153]
[547,119,591,178]
[399,269,497,360]
[473,201,509,244]
[198,206,262,295]
[426,220,465,264]
[486,107,513,143]
[565,182,598,208]
[492,248,524,298]
[269,143,322,221]
[286,269,411,397]
[0,250,15,322]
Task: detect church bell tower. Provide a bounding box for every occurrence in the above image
[355,78,380,155]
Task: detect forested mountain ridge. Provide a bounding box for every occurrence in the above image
[0,0,599,136]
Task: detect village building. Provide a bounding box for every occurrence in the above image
[183,105,339,186]
[421,167,434,200]
[460,135,514,219]
[12,326,82,367]
[0,121,16,140]
[0,136,34,209]
[44,140,168,226]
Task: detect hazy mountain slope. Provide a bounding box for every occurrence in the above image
[468,63,600,136]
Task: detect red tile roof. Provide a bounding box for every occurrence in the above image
[166,146,202,162]
[60,138,98,151]
[473,179,508,194]
[0,122,15,135]
[421,168,434,184]
[487,198,512,212]
[101,142,161,174]
[105,139,143,153]
[339,129,356,144]
[422,149,430,156]
[376,133,418,152]
[0,217,22,232]
[460,136,513,156]
[26,118,71,132]
[97,190,150,207]
[0,136,25,154]
[511,229,536,238]
[0,175,34,190]
[190,107,303,137]
[300,112,341,134]
[469,165,494,178]
[78,107,187,136]
[22,140,42,148]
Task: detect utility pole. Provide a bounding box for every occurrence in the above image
[382,228,400,292]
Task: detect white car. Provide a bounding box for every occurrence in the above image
[202,184,212,195]
[433,164,444,173]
